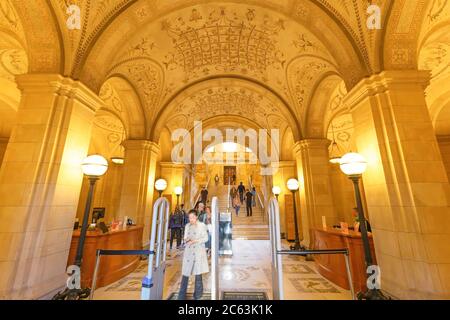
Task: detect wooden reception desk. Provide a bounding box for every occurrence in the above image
[67,226,143,288]
[313,227,376,292]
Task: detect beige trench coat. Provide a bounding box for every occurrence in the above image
[182,221,209,277]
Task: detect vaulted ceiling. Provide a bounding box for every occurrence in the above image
[0,0,444,142]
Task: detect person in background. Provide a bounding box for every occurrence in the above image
[237,182,245,204]
[351,207,372,233]
[214,174,220,186]
[180,204,188,244]
[168,207,184,250]
[204,206,212,256]
[233,194,241,217]
[178,210,209,300]
[197,202,207,223]
[200,186,208,205]
[230,186,237,208]
[245,189,253,217]
[251,187,256,207]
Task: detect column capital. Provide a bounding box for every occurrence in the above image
[122,140,160,155]
[15,74,104,113]
[343,70,431,111]
[159,161,186,169]
[294,139,331,156]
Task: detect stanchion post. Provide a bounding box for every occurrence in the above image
[89,250,102,300]
[343,251,356,300]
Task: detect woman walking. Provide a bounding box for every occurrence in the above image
[178,210,209,300]
[232,194,241,217]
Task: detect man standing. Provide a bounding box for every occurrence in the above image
[169,207,184,250]
[237,182,245,204]
[245,189,253,217]
[200,186,208,205]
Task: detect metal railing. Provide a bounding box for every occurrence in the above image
[194,175,212,206]
[276,249,355,300]
[211,196,220,300]
[90,197,170,300]
[248,176,264,210]
[268,198,356,300]
[89,249,153,300]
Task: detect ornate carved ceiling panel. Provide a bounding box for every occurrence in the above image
[109,3,334,108]
[417,1,450,132]
[327,113,354,155]
[4,0,442,141]
[287,56,338,120]
[51,0,135,75]
[314,0,391,73]
[154,77,299,141]
[384,0,428,69]
[11,0,61,72]
[0,0,28,81]
[99,77,146,138]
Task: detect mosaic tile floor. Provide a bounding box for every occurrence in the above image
[92,240,351,300]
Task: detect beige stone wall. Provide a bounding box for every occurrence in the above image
[329,164,357,224]
[295,139,337,247]
[0,74,102,299]
[345,70,450,299]
[76,163,123,223]
[0,137,8,169]
[159,162,185,211]
[272,161,296,236]
[117,140,159,247]
[437,136,450,181]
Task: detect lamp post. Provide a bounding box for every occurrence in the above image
[155,178,167,197]
[272,186,281,201]
[287,178,303,251]
[53,154,108,300]
[339,152,388,300]
[174,186,182,206]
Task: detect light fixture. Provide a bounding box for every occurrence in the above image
[272,186,281,200]
[222,142,238,153]
[54,154,108,300]
[174,186,183,195]
[339,152,368,176]
[81,155,108,177]
[286,178,303,251]
[174,186,183,206]
[339,152,387,300]
[155,178,167,197]
[111,130,125,165]
[286,178,300,191]
[111,157,124,165]
[329,122,342,164]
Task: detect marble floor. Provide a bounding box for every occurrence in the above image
[93,240,352,300]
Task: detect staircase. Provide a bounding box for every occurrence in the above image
[209,184,269,240]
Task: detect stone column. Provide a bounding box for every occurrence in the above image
[0,74,102,299]
[344,70,450,299]
[159,162,185,211]
[118,140,160,247]
[294,139,337,248]
[0,137,8,169]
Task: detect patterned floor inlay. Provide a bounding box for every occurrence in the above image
[93,240,351,300]
[283,263,316,274]
[288,277,341,293]
[105,276,143,292]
